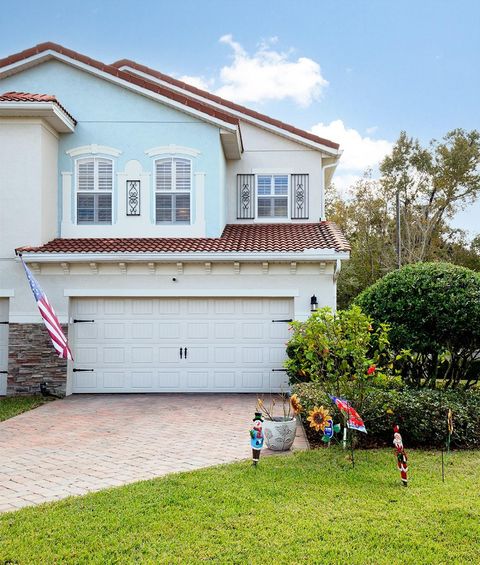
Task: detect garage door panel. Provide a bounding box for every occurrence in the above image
[103,372,125,389]
[214,371,236,389]
[242,322,263,339]
[132,323,154,339]
[103,347,125,364]
[73,371,97,390]
[214,346,236,363]
[131,347,154,363]
[186,371,209,389]
[158,323,179,339]
[75,347,98,364]
[158,346,181,363]
[130,371,154,389]
[187,322,209,339]
[72,297,293,393]
[214,322,236,339]
[157,371,181,388]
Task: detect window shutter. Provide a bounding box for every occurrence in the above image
[78,159,94,191]
[156,159,172,191]
[175,159,191,191]
[291,174,309,219]
[97,159,113,191]
[237,174,255,219]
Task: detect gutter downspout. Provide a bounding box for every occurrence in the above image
[333,259,342,311]
[321,162,339,220]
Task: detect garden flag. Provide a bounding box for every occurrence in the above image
[20,256,73,360]
[329,395,367,433]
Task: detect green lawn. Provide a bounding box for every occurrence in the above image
[0,395,48,422]
[0,449,478,564]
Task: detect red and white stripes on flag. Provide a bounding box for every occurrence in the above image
[20,256,74,360]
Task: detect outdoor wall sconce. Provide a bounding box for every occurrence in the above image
[310,294,318,312]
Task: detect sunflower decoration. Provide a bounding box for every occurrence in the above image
[290,394,303,415]
[307,406,332,432]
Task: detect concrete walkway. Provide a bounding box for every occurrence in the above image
[0,394,307,513]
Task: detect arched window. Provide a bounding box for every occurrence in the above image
[76,157,113,224]
[155,157,191,224]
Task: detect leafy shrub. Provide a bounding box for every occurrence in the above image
[355,262,480,389]
[293,382,480,449]
[285,306,399,408]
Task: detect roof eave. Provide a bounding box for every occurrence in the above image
[18,250,350,263]
[0,100,76,132]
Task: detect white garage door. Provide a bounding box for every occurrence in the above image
[0,299,8,395]
[71,297,293,393]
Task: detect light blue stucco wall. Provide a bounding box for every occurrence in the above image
[0,60,225,237]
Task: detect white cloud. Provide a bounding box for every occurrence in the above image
[178,74,212,91]
[311,119,393,171]
[214,35,328,107]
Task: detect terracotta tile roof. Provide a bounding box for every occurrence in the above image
[0,43,239,127]
[0,91,77,124]
[0,42,339,151]
[17,222,350,255]
[112,59,340,151]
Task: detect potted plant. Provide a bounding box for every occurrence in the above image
[257,394,302,451]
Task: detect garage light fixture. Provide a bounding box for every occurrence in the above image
[310,294,318,312]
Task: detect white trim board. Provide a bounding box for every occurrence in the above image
[64,288,300,298]
[0,289,14,297]
[20,251,349,263]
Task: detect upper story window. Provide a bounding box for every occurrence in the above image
[237,173,309,220]
[257,175,289,218]
[155,157,191,224]
[76,157,113,224]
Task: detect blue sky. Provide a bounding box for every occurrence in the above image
[2,0,479,235]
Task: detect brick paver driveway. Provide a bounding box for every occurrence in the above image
[0,394,307,513]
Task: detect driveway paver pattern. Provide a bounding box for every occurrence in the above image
[0,394,307,513]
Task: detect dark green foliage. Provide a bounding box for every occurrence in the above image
[355,262,480,388]
[293,382,480,448]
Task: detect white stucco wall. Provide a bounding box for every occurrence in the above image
[0,119,58,259]
[4,259,336,324]
[227,121,325,224]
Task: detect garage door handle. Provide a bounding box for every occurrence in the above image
[0,370,7,374]
[0,321,9,324]
[179,347,183,359]
[272,319,293,323]
[272,368,288,372]
[73,319,95,323]
[73,368,94,372]
[184,347,188,359]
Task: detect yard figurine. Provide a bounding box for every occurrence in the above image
[250,412,265,466]
[393,425,408,487]
[321,419,342,444]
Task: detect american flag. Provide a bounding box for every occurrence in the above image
[20,256,73,360]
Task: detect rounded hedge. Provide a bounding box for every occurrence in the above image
[354,262,480,356]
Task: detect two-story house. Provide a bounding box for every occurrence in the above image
[0,42,349,396]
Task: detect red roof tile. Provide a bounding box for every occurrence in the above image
[17,223,350,255]
[112,59,340,151]
[0,43,239,127]
[0,91,77,124]
[0,43,339,151]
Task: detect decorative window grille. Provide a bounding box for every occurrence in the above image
[257,175,289,218]
[236,174,255,219]
[126,180,140,216]
[155,158,191,224]
[291,174,309,219]
[76,157,113,224]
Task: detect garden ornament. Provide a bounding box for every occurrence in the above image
[321,419,342,443]
[329,395,367,433]
[393,425,408,487]
[250,412,265,466]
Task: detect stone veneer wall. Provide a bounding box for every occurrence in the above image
[7,323,67,396]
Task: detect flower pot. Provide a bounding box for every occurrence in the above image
[263,417,297,451]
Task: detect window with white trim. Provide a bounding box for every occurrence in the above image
[155,157,191,224]
[76,157,113,224]
[257,174,289,218]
